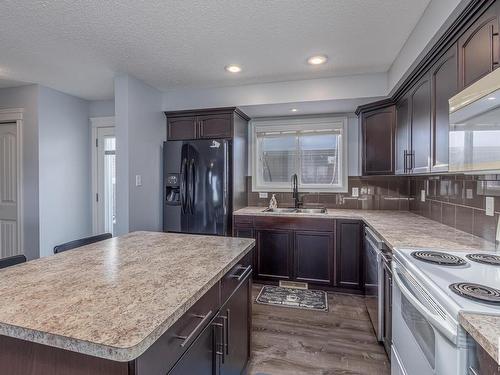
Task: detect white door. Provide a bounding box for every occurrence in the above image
[0,122,20,258]
[94,127,116,236]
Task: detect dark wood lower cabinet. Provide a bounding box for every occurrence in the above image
[336,220,363,290]
[234,216,363,292]
[217,272,251,375]
[168,321,217,375]
[294,231,334,285]
[255,229,293,280]
[0,335,130,375]
[171,270,251,375]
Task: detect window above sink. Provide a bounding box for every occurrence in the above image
[251,116,348,193]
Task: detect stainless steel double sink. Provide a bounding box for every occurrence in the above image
[263,207,328,214]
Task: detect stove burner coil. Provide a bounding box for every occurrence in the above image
[449,282,500,305]
[466,253,500,266]
[411,251,467,266]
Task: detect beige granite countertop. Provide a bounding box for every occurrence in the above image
[0,231,255,362]
[234,207,497,252]
[459,312,500,364]
[235,207,500,363]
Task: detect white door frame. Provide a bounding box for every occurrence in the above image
[90,116,115,234]
[0,108,24,255]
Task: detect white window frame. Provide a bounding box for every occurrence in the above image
[251,116,348,193]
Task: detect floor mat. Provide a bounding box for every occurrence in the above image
[255,285,328,311]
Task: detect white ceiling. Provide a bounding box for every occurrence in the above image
[0,0,431,100]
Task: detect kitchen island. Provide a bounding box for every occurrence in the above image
[0,231,255,375]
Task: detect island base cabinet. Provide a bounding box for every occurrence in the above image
[168,322,217,375]
[171,264,252,375]
[0,335,130,375]
[217,271,251,375]
[0,249,254,375]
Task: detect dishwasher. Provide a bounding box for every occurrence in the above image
[364,226,386,342]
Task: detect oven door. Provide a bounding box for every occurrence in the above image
[391,261,466,375]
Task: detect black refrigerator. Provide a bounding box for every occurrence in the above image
[163,139,231,236]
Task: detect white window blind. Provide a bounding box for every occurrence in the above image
[252,117,348,192]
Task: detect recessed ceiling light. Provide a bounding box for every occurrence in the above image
[225,64,242,73]
[488,96,496,100]
[307,55,328,65]
[290,108,298,112]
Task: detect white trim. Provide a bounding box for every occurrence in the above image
[0,108,24,256]
[90,116,115,234]
[250,115,348,193]
[90,116,115,129]
[0,108,23,122]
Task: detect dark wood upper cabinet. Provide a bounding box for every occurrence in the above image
[167,116,197,140]
[359,103,396,176]
[430,45,458,172]
[458,5,500,90]
[293,231,334,285]
[165,108,249,141]
[409,75,432,174]
[336,220,363,290]
[255,229,293,280]
[198,114,232,139]
[395,97,410,175]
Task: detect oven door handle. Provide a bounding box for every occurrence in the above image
[392,263,457,343]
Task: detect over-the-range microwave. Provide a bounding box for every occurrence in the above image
[449,68,500,173]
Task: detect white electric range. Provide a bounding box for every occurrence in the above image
[391,247,500,375]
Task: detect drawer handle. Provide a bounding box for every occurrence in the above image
[175,310,212,348]
[229,265,252,281]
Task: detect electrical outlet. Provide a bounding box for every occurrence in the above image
[420,190,426,202]
[486,197,494,216]
[135,175,142,187]
[259,192,268,199]
[352,187,359,197]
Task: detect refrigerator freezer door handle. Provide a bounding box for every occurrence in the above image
[189,159,196,214]
[180,158,188,214]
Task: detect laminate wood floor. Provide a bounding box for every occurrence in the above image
[247,285,390,375]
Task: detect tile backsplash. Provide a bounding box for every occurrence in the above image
[247,176,410,210]
[246,174,500,244]
[408,174,500,243]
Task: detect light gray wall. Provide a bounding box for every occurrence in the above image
[37,86,92,257]
[162,73,388,111]
[115,74,165,235]
[388,0,466,92]
[0,85,40,260]
[114,76,130,235]
[347,114,360,177]
[89,99,115,117]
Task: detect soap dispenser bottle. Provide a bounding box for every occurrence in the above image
[269,194,278,209]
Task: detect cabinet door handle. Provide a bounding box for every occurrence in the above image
[403,150,408,173]
[229,265,252,281]
[213,320,226,364]
[174,310,212,348]
[225,309,231,355]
